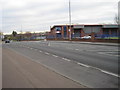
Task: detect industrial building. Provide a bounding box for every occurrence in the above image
[46,24,119,39]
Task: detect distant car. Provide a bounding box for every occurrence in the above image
[5,40,10,43]
[81,36,91,39]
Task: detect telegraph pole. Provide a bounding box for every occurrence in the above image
[69,0,72,40]
[20,25,23,41]
[118,1,120,24]
[20,25,23,34]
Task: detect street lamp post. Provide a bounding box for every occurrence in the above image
[69,0,72,40]
[118,1,120,24]
[20,25,23,41]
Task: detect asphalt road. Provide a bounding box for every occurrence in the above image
[0,43,2,89]
[2,41,119,88]
[2,47,85,88]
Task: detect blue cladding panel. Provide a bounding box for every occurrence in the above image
[64,26,67,31]
[64,26,67,37]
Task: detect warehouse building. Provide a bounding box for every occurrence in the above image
[46,24,119,39]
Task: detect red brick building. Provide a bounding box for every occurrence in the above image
[47,24,119,39]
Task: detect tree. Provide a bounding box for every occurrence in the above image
[12,31,17,37]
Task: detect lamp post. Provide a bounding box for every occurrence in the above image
[69,0,72,40]
[118,1,120,24]
[20,25,23,41]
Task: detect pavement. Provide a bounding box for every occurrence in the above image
[2,48,85,88]
[47,40,119,46]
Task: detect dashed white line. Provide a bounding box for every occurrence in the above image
[62,58,71,62]
[19,45,119,78]
[48,43,50,46]
[45,52,50,55]
[75,49,79,50]
[39,51,42,52]
[52,55,58,57]
[77,62,90,67]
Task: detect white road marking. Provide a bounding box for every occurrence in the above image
[76,62,119,77]
[39,51,42,52]
[75,49,79,50]
[52,55,58,57]
[48,43,50,46]
[77,63,90,67]
[100,70,120,77]
[62,58,71,62]
[45,52,50,55]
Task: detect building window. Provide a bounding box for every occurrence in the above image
[83,26,101,34]
[55,27,61,31]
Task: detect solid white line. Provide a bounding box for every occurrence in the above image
[100,70,120,77]
[77,63,90,67]
[77,62,119,77]
[52,55,58,57]
[62,58,71,62]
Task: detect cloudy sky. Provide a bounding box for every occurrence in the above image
[0,0,119,34]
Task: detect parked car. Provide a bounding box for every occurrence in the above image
[5,40,10,43]
[81,36,91,39]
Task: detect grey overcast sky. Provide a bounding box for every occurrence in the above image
[0,0,119,34]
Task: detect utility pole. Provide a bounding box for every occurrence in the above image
[20,25,23,34]
[69,0,72,40]
[118,1,120,24]
[20,25,23,41]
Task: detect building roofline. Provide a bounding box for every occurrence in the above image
[51,24,118,29]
